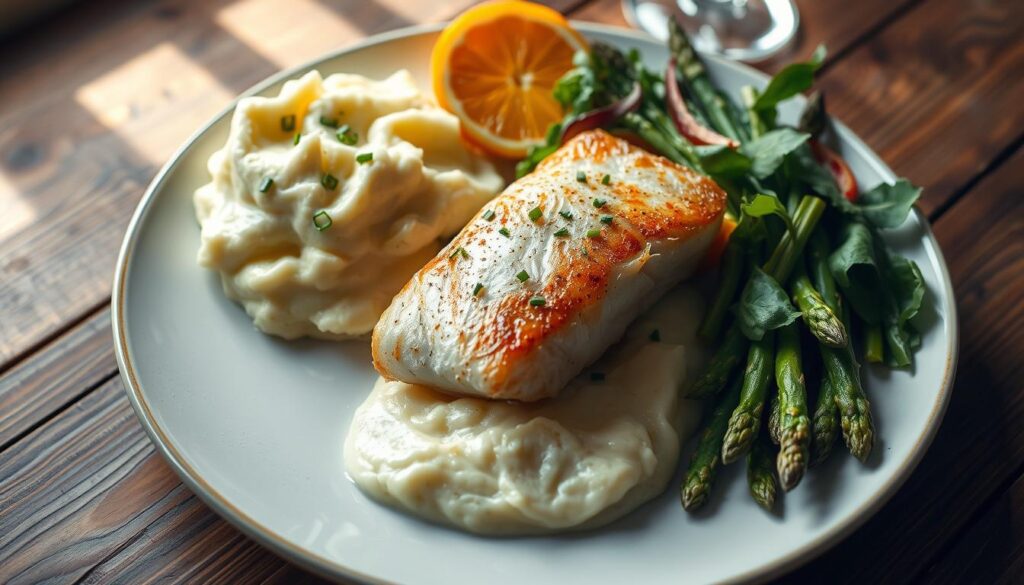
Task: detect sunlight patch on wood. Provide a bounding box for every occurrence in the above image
[0,171,36,241]
[215,0,362,69]
[73,43,234,164]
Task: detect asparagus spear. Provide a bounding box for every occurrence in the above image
[682,377,743,511]
[810,373,838,466]
[775,323,811,490]
[809,229,874,461]
[698,239,744,342]
[747,434,779,511]
[722,333,775,464]
[791,269,848,348]
[688,196,826,400]
[667,18,743,142]
[687,327,747,398]
[768,394,782,445]
[741,86,768,139]
[807,230,841,466]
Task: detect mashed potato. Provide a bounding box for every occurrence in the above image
[194,70,504,338]
[344,286,708,534]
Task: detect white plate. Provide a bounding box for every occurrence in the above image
[113,23,958,585]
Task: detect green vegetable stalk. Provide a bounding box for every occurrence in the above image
[722,333,775,464]
[747,434,779,511]
[682,377,743,511]
[791,268,848,348]
[775,323,810,490]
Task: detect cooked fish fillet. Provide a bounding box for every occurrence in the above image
[372,129,726,402]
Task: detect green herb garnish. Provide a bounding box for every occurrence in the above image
[576,171,587,183]
[586,228,601,238]
[483,209,496,221]
[472,283,484,297]
[600,215,613,225]
[592,198,607,208]
[293,133,301,145]
[516,270,529,283]
[319,116,338,128]
[449,246,469,260]
[258,177,274,193]
[321,174,338,190]
[281,114,296,132]
[499,227,511,238]
[312,210,332,231]
[559,210,573,220]
[356,152,373,164]
[528,206,543,222]
[601,174,611,185]
[336,124,358,145]
[553,228,570,237]
[529,296,546,307]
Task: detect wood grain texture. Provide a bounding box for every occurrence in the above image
[789,146,1024,583]
[0,308,114,449]
[815,0,1024,216]
[922,471,1024,585]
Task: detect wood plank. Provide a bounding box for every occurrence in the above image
[788,146,1024,583]
[0,378,299,584]
[921,470,1024,585]
[815,0,1024,215]
[0,307,114,449]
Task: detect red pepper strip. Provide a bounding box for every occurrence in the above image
[560,83,643,144]
[811,140,858,201]
[665,59,737,148]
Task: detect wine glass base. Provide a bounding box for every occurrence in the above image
[622,0,800,62]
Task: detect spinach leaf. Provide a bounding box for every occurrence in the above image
[828,221,883,324]
[856,179,922,229]
[878,244,926,367]
[740,128,810,179]
[698,144,752,176]
[753,45,826,113]
[742,193,795,235]
[735,267,802,341]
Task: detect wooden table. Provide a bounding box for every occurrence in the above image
[0,0,1020,582]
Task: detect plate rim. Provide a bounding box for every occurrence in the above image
[111,21,959,585]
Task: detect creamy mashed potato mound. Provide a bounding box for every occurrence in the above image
[345,287,707,534]
[194,70,504,338]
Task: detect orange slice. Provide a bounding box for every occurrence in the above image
[431,1,587,158]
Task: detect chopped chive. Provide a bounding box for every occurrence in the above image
[499,227,511,238]
[281,114,296,132]
[483,209,496,221]
[258,177,274,193]
[312,210,332,231]
[516,270,529,283]
[321,174,338,190]
[602,174,611,185]
[586,228,601,238]
[336,125,358,145]
[529,296,546,307]
[559,210,573,220]
[592,198,607,208]
[649,329,661,342]
[449,246,469,260]
[600,215,613,225]
[472,282,484,297]
[581,246,589,257]
[576,171,587,183]
[553,227,570,237]
[319,116,339,128]
[356,152,373,164]
[590,372,606,381]
[528,206,543,222]
[293,133,301,145]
